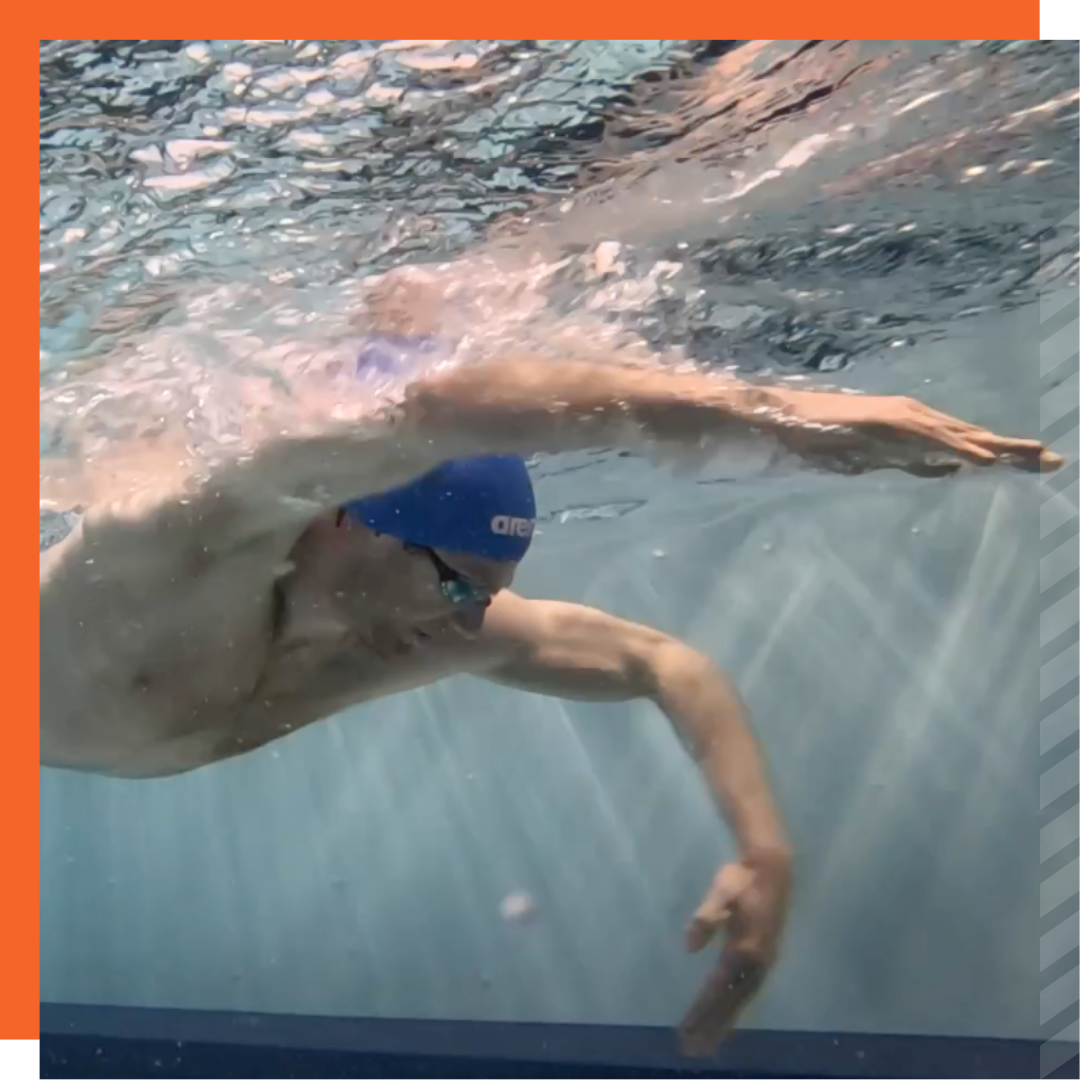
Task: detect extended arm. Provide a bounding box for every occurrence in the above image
[208,352,1058,527]
[55,350,1060,563]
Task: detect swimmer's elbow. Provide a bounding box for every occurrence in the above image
[638,637,719,703]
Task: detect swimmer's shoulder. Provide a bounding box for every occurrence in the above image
[40,391,435,572]
[105,468,323,552]
[74,485,224,565]
[40,480,300,602]
[40,489,191,603]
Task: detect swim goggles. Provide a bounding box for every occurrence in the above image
[408,544,491,608]
[337,505,489,607]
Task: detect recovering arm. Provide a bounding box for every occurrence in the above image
[476,592,793,1051]
[478,593,789,861]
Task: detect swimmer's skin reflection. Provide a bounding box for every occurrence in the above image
[40,350,1061,1058]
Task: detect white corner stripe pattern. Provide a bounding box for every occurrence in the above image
[1039,209,1080,1079]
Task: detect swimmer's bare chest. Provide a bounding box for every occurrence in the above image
[41,512,503,779]
[50,593,490,781]
[46,623,480,781]
[217,626,487,770]
[41,531,280,777]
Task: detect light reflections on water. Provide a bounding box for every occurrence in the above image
[39,39,684,352]
[41,42,1077,509]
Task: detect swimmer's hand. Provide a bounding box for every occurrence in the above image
[678,850,792,1058]
[769,389,1063,475]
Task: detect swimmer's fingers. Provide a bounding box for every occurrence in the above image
[679,946,765,1057]
[685,864,744,953]
[897,410,1062,470]
[943,435,996,464]
[959,432,1063,471]
[678,858,790,1058]
[1032,448,1065,472]
[930,430,1061,471]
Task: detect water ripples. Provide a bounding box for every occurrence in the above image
[39,39,1079,508]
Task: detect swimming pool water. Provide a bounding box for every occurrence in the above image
[39,38,1079,1055]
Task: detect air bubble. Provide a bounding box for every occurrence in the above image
[499,891,537,922]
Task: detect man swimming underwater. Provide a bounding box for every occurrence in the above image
[40,308,1060,1056]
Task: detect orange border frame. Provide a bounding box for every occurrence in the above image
[35,8,1045,39]
[25,14,1042,1049]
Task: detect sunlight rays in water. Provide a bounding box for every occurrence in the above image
[39,39,1076,1040]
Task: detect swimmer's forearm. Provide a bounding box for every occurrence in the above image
[650,646,790,862]
[404,357,787,456]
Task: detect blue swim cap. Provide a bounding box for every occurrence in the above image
[343,455,537,562]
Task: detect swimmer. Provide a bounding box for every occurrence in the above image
[40,323,1061,1057]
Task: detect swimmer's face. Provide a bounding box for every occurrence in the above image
[290,513,516,639]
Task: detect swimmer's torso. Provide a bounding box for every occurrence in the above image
[40,505,282,777]
[39,505,486,779]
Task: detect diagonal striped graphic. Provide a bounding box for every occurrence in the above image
[1040,210,1079,1080]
